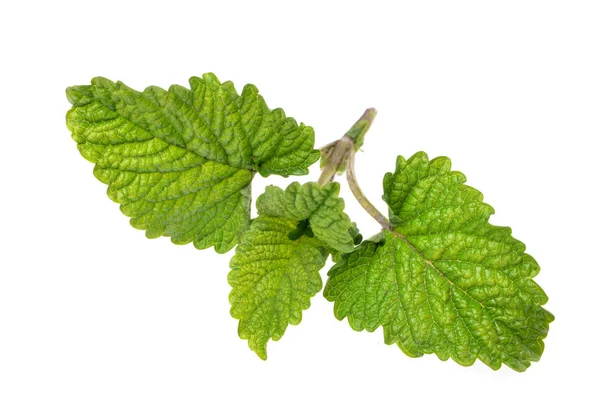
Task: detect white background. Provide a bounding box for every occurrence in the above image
[1,1,598,417]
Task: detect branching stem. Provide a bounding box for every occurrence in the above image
[317,108,394,231]
[345,149,394,231]
[317,138,353,186]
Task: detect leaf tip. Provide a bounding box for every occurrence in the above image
[65,84,92,105]
[65,86,76,103]
[202,72,221,86]
[249,339,269,361]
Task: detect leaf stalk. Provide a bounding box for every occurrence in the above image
[345,149,394,231]
[317,108,394,231]
[317,108,378,187]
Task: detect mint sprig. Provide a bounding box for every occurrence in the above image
[66,74,552,370]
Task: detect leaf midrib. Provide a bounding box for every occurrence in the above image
[387,229,508,362]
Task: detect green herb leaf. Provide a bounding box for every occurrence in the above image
[228,182,353,358]
[65,74,319,253]
[331,222,363,262]
[228,216,327,360]
[324,152,553,371]
[257,182,355,254]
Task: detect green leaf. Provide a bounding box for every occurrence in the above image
[228,182,353,358]
[324,152,553,371]
[331,222,363,262]
[66,74,319,253]
[228,216,328,359]
[256,182,355,254]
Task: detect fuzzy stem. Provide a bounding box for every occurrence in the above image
[317,138,353,186]
[317,108,393,231]
[317,108,378,187]
[344,107,377,147]
[345,150,394,231]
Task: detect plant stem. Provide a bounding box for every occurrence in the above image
[317,108,378,187]
[317,107,394,231]
[317,138,353,186]
[345,149,394,231]
[344,107,377,148]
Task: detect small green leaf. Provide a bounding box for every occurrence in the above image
[331,222,363,262]
[257,182,355,254]
[228,216,328,359]
[324,152,553,371]
[66,74,319,253]
[228,181,354,358]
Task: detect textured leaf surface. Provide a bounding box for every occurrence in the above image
[257,182,355,253]
[66,74,319,253]
[324,152,553,371]
[331,222,363,263]
[228,182,352,358]
[228,216,327,359]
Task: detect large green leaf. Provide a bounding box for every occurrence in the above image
[66,74,319,253]
[228,182,353,358]
[324,152,553,371]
